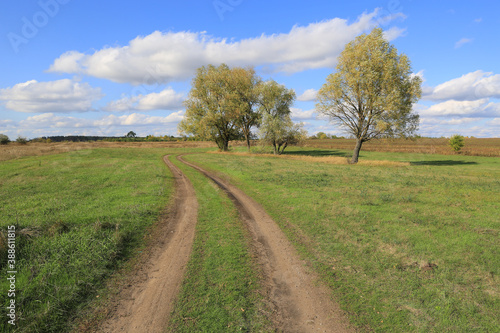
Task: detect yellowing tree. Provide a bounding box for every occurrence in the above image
[179,64,262,151]
[179,64,243,151]
[316,28,422,163]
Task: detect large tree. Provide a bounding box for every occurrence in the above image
[257,80,305,154]
[179,64,243,151]
[231,67,262,151]
[316,28,422,163]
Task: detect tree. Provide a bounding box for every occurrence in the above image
[316,28,422,163]
[257,80,305,154]
[259,115,307,155]
[0,134,9,145]
[231,67,262,151]
[126,131,136,138]
[179,64,248,151]
[449,134,465,153]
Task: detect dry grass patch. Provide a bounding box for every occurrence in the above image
[0,141,216,161]
[208,150,410,166]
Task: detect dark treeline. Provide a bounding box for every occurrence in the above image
[33,135,179,142]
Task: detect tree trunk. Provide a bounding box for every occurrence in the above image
[272,141,278,155]
[350,138,363,164]
[223,139,229,151]
[245,134,251,151]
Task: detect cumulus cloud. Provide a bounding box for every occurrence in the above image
[104,88,185,112]
[297,89,318,102]
[47,10,404,85]
[455,38,473,49]
[0,79,103,113]
[17,112,184,135]
[290,107,317,120]
[418,99,500,118]
[423,70,500,101]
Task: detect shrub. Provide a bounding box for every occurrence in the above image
[16,136,28,144]
[0,134,9,145]
[449,134,465,153]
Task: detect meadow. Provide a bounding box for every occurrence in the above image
[0,141,498,332]
[184,147,499,332]
[0,148,175,332]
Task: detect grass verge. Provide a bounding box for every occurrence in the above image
[184,149,499,332]
[0,148,174,332]
[167,155,272,332]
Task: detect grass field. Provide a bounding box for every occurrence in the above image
[302,137,500,157]
[1,143,498,332]
[184,147,499,332]
[0,148,175,332]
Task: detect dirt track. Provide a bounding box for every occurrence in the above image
[97,154,352,332]
[98,156,198,333]
[178,155,353,333]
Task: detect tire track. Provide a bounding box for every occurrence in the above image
[178,154,354,333]
[97,156,198,333]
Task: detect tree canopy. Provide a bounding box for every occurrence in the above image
[179,64,304,152]
[316,28,422,163]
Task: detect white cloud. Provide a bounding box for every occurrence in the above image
[297,89,318,102]
[418,99,500,118]
[423,70,500,101]
[419,117,481,125]
[290,107,317,120]
[455,38,473,49]
[0,79,103,113]
[94,112,184,127]
[47,10,405,85]
[16,112,185,137]
[104,88,185,112]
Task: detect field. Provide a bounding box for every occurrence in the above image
[0,140,498,332]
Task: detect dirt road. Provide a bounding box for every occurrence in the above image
[98,156,198,333]
[178,155,353,333]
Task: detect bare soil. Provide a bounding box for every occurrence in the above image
[178,155,354,333]
[96,156,198,333]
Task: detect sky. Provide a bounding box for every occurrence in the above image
[1,0,499,139]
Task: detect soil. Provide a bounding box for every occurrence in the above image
[96,156,198,333]
[178,155,354,333]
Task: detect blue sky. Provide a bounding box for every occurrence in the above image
[1,0,499,139]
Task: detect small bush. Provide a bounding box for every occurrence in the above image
[16,136,28,144]
[0,134,9,145]
[449,134,465,153]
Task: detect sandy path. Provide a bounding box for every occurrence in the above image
[178,155,354,333]
[97,156,198,333]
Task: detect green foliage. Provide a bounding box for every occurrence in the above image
[449,134,465,153]
[0,134,10,145]
[126,131,137,138]
[179,64,252,151]
[316,28,422,163]
[257,80,305,154]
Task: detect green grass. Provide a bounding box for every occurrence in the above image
[0,148,176,332]
[184,147,500,332]
[167,155,272,332]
